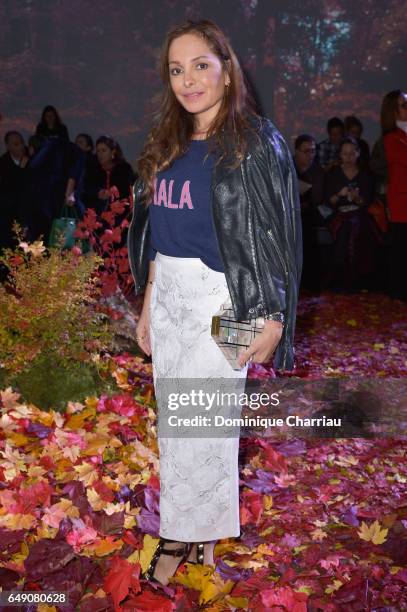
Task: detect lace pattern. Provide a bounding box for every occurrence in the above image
[149,253,248,542]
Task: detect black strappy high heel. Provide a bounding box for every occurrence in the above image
[187,542,205,564]
[143,537,192,583]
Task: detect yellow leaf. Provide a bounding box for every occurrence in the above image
[199,570,234,605]
[10,541,30,565]
[224,596,249,609]
[0,387,21,410]
[346,319,357,326]
[127,534,159,573]
[0,513,36,530]
[123,515,137,529]
[35,523,59,540]
[213,541,249,557]
[83,433,122,456]
[73,462,98,487]
[390,565,404,574]
[65,406,96,430]
[7,432,29,446]
[263,495,273,510]
[256,543,274,556]
[259,526,274,537]
[311,528,327,542]
[325,579,343,594]
[85,396,99,410]
[373,343,385,350]
[358,520,388,545]
[172,562,214,591]
[87,488,106,511]
[62,445,82,462]
[27,466,47,479]
[296,585,314,595]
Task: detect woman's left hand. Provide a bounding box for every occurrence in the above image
[237,320,283,368]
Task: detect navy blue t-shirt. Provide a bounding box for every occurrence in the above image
[147,139,224,272]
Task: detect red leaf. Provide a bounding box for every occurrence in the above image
[261,586,308,611]
[122,590,176,611]
[103,555,141,612]
[258,441,288,472]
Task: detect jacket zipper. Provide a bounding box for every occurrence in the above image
[127,180,143,289]
[266,229,288,282]
[240,163,266,311]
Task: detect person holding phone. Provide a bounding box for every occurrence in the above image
[323,137,382,290]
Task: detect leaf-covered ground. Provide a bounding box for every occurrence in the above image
[0,291,406,611]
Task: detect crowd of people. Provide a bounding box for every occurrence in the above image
[0,105,135,252]
[0,90,406,301]
[293,89,407,301]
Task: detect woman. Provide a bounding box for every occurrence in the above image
[323,137,383,290]
[81,135,135,215]
[382,90,407,301]
[35,105,70,141]
[128,20,302,585]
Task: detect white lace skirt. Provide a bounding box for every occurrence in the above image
[149,253,248,542]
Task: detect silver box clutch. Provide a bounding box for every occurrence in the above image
[211,307,265,370]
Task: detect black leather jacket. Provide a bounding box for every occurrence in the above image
[127,116,302,371]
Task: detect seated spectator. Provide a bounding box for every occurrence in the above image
[294,134,324,208]
[64,133,95,217]
[293,134,324,290]
[382,89,407,301]
[35,105,70,141]
[75,133,94,154]
[344,115,370,168]
[317,117,345,171]
[81,135,135,215]
[0,131,29,250]
[323,137,383,290]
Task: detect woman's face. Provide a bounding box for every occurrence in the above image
[44,110,56,127]
[96,143,114,165]
[396,92,407,122]
[340,143,359,165]
[76,135,91,152]
[168,33,230,129]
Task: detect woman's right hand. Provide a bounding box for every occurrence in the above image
[136,308,151,356]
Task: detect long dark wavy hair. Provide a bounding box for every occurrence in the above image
[39,105,63,127]
[380,89,402,135]
[137,19,259,204]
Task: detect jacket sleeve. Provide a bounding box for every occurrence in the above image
[258,122,303,371]
[263,126,303,294]
[127,179,150,294]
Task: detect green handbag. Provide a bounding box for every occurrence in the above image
[48,204,91,253]
[48,204,78,250]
